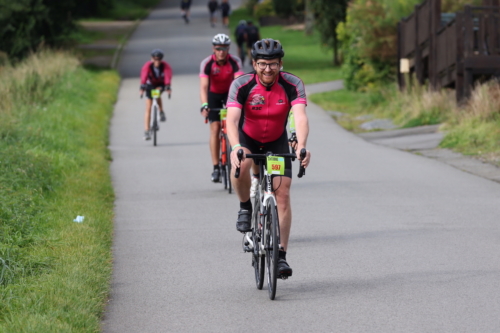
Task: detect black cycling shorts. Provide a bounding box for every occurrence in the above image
[145,85,165,100]
[239,130,292,178]
[208,92,227,123]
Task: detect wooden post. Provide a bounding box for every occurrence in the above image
[415,4,423,85]
[456,12,465,103]
[397,22,406,90]
[429,0,441,90]
[463,5,474,100]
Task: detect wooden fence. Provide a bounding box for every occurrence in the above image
[398,0,500,101]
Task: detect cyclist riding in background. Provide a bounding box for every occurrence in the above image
[140,49,172,140]
[234,20,247,64]
[199,34,243,182]
[226,39,311,278]
[244,21,260,64]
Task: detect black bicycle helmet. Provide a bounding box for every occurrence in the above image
[151,49,164,60]
[251,39,285,60]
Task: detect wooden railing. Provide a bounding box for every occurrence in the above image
[397,0,500,102]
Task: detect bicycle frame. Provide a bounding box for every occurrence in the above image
[243,160,277,253]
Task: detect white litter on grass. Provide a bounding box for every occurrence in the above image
[73,216,85,223]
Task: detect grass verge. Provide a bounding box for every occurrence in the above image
[310,81,500,165]
[229,8,342,84]
[0,51,119,331]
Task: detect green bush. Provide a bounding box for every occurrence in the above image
[337,0,482,91]
[254,0,276,20]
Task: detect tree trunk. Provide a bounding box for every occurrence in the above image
[332,19,339,66]
[305,0,314,35]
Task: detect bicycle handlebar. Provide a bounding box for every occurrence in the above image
[235,149,307,179]
[204,108,226,124]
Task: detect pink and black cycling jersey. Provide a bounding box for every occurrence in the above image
[227,71,307,143]
[140,60,172,87]
[199,54,244,94]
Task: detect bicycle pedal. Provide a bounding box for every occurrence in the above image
[280,275,289,280]
[243,246,253,252]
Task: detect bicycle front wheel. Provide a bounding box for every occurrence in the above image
[265,200,279,300]
[252,190,264,289]
[152,106,158,146]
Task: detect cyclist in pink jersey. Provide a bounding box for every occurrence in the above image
[140,49,172,140]
[200,34,243,182]
[226,39,311,278]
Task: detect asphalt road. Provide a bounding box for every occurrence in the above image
[103,1,500,332]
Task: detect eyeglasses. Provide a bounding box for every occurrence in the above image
[256,62,280,70]
[214,47,229,51]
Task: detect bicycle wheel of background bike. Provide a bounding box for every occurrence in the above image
[265,200,279,300]
[153,106,157,146]
[252,192,264,289]
[226,138,232,194]
[221,163,227,188]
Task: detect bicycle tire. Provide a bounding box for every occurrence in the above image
[221,135,228,188]
[226,137,232,194]
[265,200,279,300]
[153,105,157,146]
[252,189,264,289]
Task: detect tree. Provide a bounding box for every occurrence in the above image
[304,0,314,36]
[0,0,78,59]
[272,0,297,18]
[310,0,348,65]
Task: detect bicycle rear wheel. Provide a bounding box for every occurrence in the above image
[226,137,232,194]
[252,189,264,289]
[265,200,279,300]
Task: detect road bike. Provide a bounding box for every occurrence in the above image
[142,89,170,146]
[206,106,232,193]
[235,148,306,300]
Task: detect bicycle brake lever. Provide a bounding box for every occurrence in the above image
[234,149,244,178]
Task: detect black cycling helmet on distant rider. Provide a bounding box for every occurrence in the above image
[251,38,285,60]
[151,49,164,60]
[212,33,231,46]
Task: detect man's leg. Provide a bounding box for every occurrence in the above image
[273,176,292,251]
[232,147,252,201]
[144,98,152,131]
[209,121,221,165]
[231,147,253,232]
[157,96,163,111]
[273,176,293,276]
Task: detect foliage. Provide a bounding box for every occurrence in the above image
[442,0,482,12]
[337,0,484,91]
[254,0,275,20]
[0,0,78,59]
[337,0,422,91]
[272,0,297,18]
[310,0,348,65]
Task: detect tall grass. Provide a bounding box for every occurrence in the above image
[0,51,119,331]
[311,79,500,163]
[0,50,79,117]
[441,80,500,159]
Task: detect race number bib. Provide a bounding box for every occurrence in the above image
[151,89,161,98]
[267,156,285,176]
[220,108,227,121]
